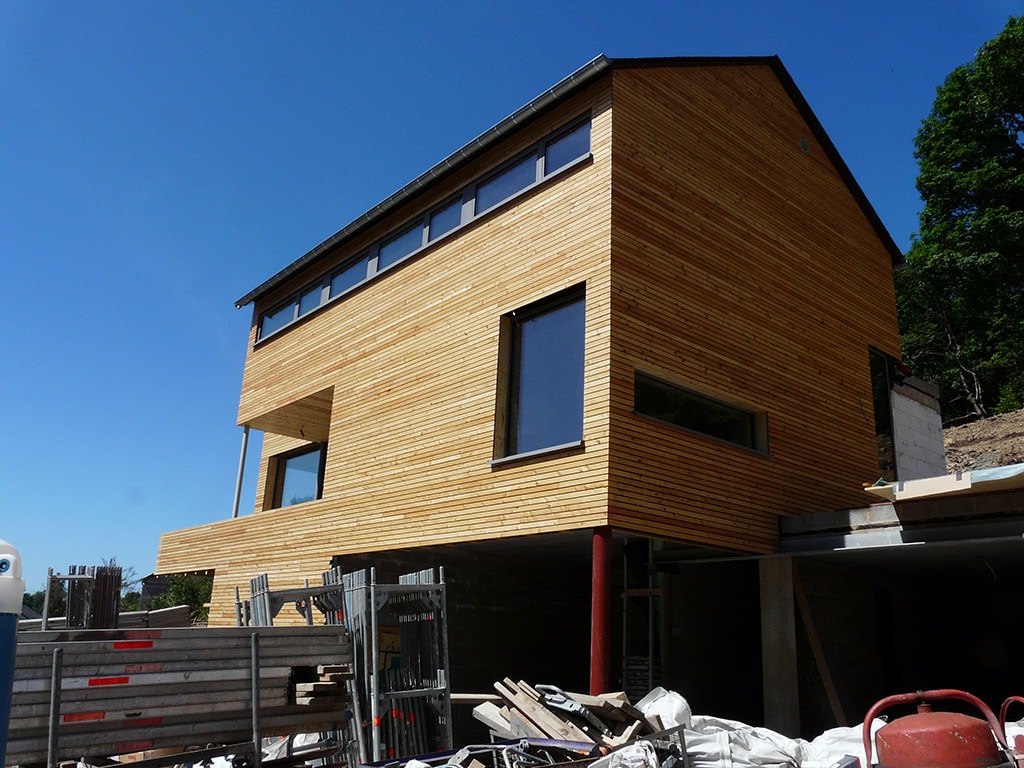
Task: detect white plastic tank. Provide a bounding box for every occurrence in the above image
[0,538,25,767]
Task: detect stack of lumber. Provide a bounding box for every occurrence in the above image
[474,679,658,750]
[7,625,353,765]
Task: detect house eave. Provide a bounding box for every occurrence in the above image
[236,53,904,309]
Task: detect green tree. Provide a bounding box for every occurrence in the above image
[22,585,65,616]
[896,16,1024,422]
[148,574,213,624]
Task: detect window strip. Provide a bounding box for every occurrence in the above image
[256,114,592,342]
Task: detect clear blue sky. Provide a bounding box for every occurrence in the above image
[1,2,1017,592]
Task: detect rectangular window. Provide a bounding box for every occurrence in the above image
[544,120,590,175]
[377,224,424,270]
[476,155,537,215]
[428,198,462,242]
[330,255,369,298]
[634,372,765,451]
[502,286,586,457]
[272,443,326,509]
[255,115,591,343]
[260,301,297,339]
[298,284,322,316]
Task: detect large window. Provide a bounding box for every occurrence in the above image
[256,115,592,342]
[634,372,766,452]
[272,443,326,509]
[501,286,586,457]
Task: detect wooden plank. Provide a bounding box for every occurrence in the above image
[497,679,594,744]
[562,691,628,722]
[471,701,512,736]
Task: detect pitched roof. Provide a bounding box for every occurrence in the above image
[237,55,902,308]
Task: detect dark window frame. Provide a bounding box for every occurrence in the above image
[255,114,592,343]
[270,443,327,509]
[493,284,587,462]
[633,371,768,453]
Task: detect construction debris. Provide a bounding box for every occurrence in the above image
[477,679,658,749]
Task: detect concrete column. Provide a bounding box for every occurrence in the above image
[760,555,800,736]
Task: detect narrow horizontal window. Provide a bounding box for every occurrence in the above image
[476,155,536,215]
[260,301,297,338]
[428,198,462,242]
[378,224,424,270]
[544,120,590,175]
[255,114,591,344]
[330,255,369,298]
[634,372,765,451]
[299,284,322,316]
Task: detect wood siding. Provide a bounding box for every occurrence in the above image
[158,81,616,625]
[157,61,902,623]
[606,64,901,553]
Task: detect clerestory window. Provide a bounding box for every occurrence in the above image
[256,115,592,343]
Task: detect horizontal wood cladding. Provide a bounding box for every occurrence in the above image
[159,83,616,623]
[606,64,901,553]
[158,62,907,623]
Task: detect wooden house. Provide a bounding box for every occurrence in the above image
[157,56,915,731]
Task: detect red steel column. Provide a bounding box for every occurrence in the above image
[590,526,612,694]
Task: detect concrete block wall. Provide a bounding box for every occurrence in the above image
[891,377,946,480]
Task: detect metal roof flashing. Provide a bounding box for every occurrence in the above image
[236,53,903,309]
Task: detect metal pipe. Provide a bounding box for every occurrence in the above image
[46,648,63,768]
[232,425,250,519]
[251,632,262,768]
[590,526,612,694]
[41,567,52,631]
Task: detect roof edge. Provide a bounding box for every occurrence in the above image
[236,54,614,308]
[763,57,905,268]
[237,53,904,308]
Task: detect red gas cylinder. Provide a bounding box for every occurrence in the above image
[863,690,1012,768]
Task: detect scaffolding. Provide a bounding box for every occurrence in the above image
[241,566,452,764]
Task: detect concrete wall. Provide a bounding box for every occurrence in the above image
[891,376,946,480]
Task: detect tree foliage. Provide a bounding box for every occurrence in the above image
[148,574,213,624]
[896,16,1024,422]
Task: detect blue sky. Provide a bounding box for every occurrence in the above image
[1,2,1018,591]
